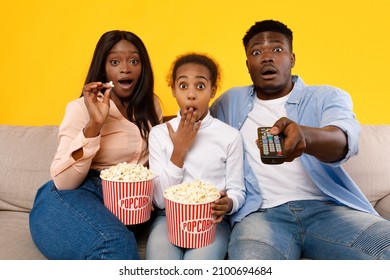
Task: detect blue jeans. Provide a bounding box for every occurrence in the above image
[29,170,140,260]
[228,200,390,260]
[146,210,231,260]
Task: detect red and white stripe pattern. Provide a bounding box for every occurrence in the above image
[165,198,217,248]
[101,179,153,225]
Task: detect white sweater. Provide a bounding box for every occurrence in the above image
[148,111,245,214]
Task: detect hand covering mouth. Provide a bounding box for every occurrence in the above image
[186,106,198,112]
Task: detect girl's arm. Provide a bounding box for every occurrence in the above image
[211,131,246,222]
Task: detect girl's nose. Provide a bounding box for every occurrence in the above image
[187,87,196,100]
[187,88,196,100]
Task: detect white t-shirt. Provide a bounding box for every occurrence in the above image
[240,95,327,208]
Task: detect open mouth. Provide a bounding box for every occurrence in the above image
[262,69,277,75]
[260,67,278,80]
[261,66,277,76]
[118,79,134,89]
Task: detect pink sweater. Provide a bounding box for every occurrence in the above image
[50,97,162,190]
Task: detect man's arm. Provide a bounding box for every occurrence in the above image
[271,117,348,163]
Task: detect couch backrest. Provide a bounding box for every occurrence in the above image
[0,125,58,212]
[1,124,389,218]
[342,125,390,219]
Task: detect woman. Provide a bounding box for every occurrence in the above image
[29,30,162,260]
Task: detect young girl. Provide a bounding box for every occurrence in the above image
[146,53,245,260]
[29,30,162,260]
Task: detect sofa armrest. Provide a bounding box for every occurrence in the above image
[375,194,390,220]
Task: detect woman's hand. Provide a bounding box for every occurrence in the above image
[211,190,232,224]
[82,82,112,138]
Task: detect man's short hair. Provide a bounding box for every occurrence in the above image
[243,20,293,51]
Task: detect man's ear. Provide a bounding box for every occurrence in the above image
[291,53,296,68]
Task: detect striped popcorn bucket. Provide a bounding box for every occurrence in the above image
[164,197,217,248]
[101,178,154,225]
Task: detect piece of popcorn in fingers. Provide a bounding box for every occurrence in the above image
[108,81,114,87]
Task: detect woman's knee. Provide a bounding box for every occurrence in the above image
[87,228,139,260]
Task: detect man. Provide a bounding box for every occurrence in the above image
[210,19,390,259]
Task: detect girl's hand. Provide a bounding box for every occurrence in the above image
[211,190,232,224]
[167,108,201,167]
[82,82,112,138]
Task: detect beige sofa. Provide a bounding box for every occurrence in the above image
[1,124,390,260]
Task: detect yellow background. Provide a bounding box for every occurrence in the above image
[1,0,389,125]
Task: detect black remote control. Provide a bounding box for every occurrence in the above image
[257,127,285,164]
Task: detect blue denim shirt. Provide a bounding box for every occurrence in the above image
[210,75,377,225]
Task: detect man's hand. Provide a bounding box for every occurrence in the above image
[270,117,306,162]
[267,117,348,163]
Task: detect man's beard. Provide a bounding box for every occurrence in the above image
[254,84,284,94]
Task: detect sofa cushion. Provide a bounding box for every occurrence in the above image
[0,125,58,212]
[342,125,390,216]
[0,211,46,259]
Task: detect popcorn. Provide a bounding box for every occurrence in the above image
[100,162,154,182]
[164,180,220,204]
[108,81,114,87]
